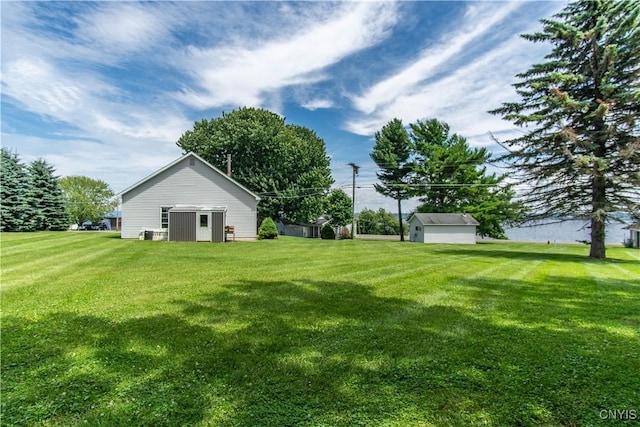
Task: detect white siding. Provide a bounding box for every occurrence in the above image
[121,156,258,240]
[423,225,477,244]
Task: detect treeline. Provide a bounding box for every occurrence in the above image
[371,118,526,240]
[357,208,408,236]
[1,148,67,232]
[1,148,116,232]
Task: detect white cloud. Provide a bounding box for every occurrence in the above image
[344,1,563,147]
[349,2,523,116]
[1,55,189,143]
[301,99,334,111]
[72,3,170,55]
[173,2,398,109]
[3,131,184,194]
[0,0,569,214]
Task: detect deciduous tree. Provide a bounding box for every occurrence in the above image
[59,176,116,226]
[490,0,640,258]
[325,189,352,228]
[176,107,333,224]
[357,208,407,236]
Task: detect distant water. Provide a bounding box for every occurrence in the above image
[504,220,630,245]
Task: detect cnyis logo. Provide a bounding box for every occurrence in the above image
[599,409,637,420]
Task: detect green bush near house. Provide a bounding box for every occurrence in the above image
[320,223,335,240]
[2,232,639,426]
[258,217,278,239]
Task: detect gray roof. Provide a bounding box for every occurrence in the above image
[409,213,479,226]
[624,221,640,230]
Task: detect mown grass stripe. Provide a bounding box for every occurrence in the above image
[2,232,639,427]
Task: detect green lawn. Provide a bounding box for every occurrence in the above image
[1,232,639,426]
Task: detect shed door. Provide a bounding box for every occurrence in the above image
[196,213,212,242]
[212,211,225,242]
[169,211,196,242]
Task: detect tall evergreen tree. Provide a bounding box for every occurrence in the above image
[370,118,414,241]
[411,119,525,239]
[0,148,34,232]
[490,0,640,258]
[28,159,68,231]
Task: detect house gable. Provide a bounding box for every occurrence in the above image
[119,153,259,240]
[119,152,259,201]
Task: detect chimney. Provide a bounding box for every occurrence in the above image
[227,154,231,176]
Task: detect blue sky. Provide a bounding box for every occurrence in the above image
[1,1,566,212]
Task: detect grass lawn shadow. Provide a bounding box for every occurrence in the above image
[439,243,639,265]
[4,277,639,426]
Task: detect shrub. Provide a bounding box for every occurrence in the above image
[321,223,335,240]
[258,217,278,240]
[623,238,634,248]
[340,227,352,240]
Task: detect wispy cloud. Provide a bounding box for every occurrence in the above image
[173,2,398,109]
[0,0,567,208]
[349,2,522,116]
[301,99,334,111]
[71,2,172,57]
[344,1,564,145]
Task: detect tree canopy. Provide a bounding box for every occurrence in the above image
[357,208,407,236]
[325,189,353,228]
[411,119,525,239]
[369,118,524,240]
[176,107,333,224]
[59,176,116,226]
[370,118,413,241]
[490,0,640,258]
[1,149,68,232]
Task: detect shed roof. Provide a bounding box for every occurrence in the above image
[624,221,640,230]
[409,213,479,226]
[117,152,260,201]
[170,205,227,212]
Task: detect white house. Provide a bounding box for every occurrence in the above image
[276,216,344,238]
[408,213,479,244]
[118,152,260,241]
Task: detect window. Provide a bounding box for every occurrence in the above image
[200,214,208,227]
[161,207,171,229]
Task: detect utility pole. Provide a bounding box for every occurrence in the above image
[347,162,359,239]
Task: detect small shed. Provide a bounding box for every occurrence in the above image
[408,213,479,244]
[624,221,640,248]
[169,206,226,242]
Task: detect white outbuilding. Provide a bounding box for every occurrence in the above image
[118,152,260,241]
[408,213,479,244]
[624,221,640,248]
